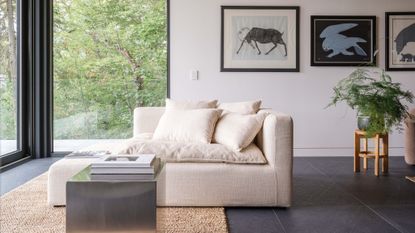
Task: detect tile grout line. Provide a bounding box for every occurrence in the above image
[306,161,407,233]
[272,208,287,233]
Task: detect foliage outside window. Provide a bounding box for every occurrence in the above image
[53,0,167,140]
[0,0,17,154]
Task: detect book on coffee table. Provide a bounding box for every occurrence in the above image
[90,154,161,180]
[91,154,156,168]
[66,150,110,159]
[90,173,157,180]
[91,159,160,174]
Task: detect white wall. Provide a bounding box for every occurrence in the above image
[169,0,415,156]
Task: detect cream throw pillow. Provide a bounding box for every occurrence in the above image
[218,100,262,114]
[165,98,218,110]
[153,109,222,144]
[213,112,268,151]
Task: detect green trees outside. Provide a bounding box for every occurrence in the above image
[53,0,167,139]
[1,0,166,142]
[0,0,17,141]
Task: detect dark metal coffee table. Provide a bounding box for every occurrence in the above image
[66,166,159,233]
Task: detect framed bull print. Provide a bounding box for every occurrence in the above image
[386,12,415,71]
[220,6,299,72]
[311,16,376,66]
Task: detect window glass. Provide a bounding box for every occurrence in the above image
[0,0,18,156]
[53,0,167,151]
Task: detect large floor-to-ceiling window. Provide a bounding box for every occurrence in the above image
[0,0,19,157]
[53,0,167,152]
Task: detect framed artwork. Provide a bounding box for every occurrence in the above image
[311,16,377,66]
[386,12,415,71]
[220,6,299,72]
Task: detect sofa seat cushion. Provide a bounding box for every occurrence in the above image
[118,135,267,164]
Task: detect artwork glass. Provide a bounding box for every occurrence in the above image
[311,16,376,66]
[221,6,299,72]
[386,12,415,71]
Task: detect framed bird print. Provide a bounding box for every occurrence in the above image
[221,6,299,72]
[311,16,377,66]
[386,12,415,71]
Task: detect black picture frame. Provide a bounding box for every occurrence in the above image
[385,12,415,71]
[310,16,377,66]
[220,6,299,72]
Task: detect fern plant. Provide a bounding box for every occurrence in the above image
[327,68,414,136]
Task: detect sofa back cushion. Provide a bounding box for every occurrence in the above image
[133,107,166,136]
[218,100,262,114]
[153,109,222,144]
[166,98,218,110]
[213,112,268,151]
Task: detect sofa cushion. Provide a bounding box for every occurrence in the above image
[213,112,268,151]
[153,109,222,144]
[118,136,267,164]
[166,98,218,110]
[218,100,262,114]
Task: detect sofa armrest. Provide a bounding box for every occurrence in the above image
[255,110,293,206]
[133,107,165,137]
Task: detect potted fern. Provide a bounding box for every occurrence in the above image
[327,68,414,136]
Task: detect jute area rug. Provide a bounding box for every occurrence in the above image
[0,173,228,233]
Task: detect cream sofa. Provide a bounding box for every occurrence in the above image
[47,107,293,207]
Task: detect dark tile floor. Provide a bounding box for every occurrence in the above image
[0,157,61,195]
[227,157,415,233]
[1,157,415,233]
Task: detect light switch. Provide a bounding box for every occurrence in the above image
[189,70,199,80]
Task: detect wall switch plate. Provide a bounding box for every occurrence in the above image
[189,70,199,80]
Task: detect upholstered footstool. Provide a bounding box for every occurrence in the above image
[47,142,123,206]
[48,157,97,206]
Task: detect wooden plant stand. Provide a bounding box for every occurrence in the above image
[354,130,389,176]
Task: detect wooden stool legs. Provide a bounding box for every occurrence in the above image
[382,135,389,173]
[354,130,389,176]
[354,132,360,172]
[374,134,380,176]
[363,138,368,170]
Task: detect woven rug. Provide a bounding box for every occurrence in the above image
[0,173,228,233]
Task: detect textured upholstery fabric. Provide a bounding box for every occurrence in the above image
[255,109,293,206]
[47,142,122,206]
[213,112,268,151]
[153,109,222,144]
[218,100,262,114]
[133,107,165,136]
[48,107,293,207]
[157,163,278,206]
[165,98,218,110]
[118,137,266,164]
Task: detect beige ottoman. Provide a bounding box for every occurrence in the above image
[47,142,124,206]
[47,158,97,206]
[405,108,415,165]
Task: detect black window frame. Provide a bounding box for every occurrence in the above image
[0,0,31,168]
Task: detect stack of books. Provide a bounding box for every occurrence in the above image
[90,154,160,181]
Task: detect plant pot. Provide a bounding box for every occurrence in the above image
[357,116,370,130]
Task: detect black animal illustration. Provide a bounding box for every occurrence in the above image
[400,53,415,62]
[395,23,415,55]
[236,27,287,56]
